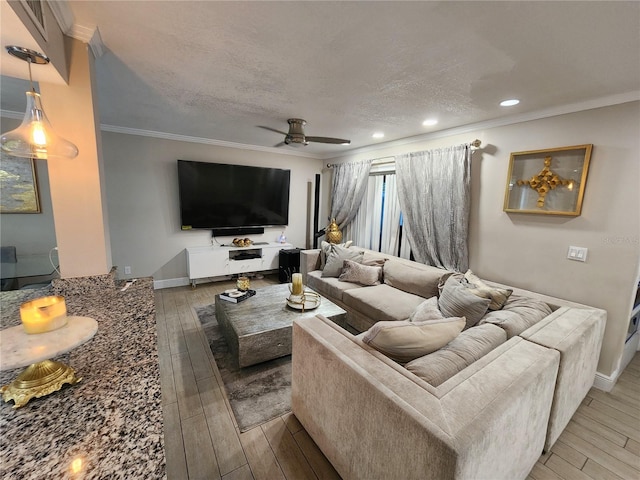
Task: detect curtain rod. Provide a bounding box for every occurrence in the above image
[326,139,482,168]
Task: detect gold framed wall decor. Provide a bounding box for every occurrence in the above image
[503,144,592,216]
[0,152,42,213]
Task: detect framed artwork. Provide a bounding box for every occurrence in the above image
[503,144,593,216]
[0,152,41,213]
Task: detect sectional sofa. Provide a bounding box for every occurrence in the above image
[292,246,606,480]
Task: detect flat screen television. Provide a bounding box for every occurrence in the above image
[177,160,290,230]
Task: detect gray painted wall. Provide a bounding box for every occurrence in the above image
[101,132,323,284]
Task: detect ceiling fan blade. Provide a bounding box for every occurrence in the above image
[306,136,351,145]
[258,125,288,135]
[273,141,286,148]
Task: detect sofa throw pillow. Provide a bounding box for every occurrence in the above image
[320,240,353,269]
[383,260,446,299]
[322,244,364,278]
[438,275,491,328]
[463,270,513,311]
[339,259,382,286]
[409,297,445,322]
[406,323,507,386]
[361,252,389,267]
[362,317,466,363]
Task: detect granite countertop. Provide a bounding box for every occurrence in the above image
[0,272,165,479]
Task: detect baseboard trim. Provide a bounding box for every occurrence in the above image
[153,277,190,290]
[593,370,618,392]
[592,330,639,392]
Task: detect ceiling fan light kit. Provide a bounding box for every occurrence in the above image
[0,46,79,160]
[265,118,351,147]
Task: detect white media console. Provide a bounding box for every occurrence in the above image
[186,242,294,287]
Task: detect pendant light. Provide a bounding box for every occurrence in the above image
[1,46,78,159]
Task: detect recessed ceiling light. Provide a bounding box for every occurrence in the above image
[422,119,438,126]
[372,132,384,139]
[500,99,520,107]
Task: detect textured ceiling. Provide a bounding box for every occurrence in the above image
[2,1,640,157]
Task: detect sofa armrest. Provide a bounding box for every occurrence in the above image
[300,249,321,282]
[292,315,560,480]
[520,306,607,450]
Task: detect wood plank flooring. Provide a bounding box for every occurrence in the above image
[156,276,640,480]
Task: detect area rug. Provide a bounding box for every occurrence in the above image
[195,303,291,432]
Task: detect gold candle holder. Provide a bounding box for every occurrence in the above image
[236,276,251,291]
[20,296,68,334]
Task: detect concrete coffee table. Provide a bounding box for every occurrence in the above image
[215,283,346,367]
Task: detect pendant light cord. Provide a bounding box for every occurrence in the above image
[27,56,36,93]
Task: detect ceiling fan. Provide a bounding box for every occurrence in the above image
[260,119,351,147]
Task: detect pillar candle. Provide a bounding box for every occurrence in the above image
[292,273,303,295]
[20,296,68,334]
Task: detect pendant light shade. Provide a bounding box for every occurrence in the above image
[0,46,79,159]
[1,91,79,159]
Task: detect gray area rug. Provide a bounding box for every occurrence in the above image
[195,303,291,432]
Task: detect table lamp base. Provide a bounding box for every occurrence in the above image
[1,360,81,408]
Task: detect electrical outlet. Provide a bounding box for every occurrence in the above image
[567,246,588,262]
[124,266,132,275]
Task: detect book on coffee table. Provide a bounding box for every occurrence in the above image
[219,289,256,303]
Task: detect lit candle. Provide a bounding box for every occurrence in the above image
[20,296,68,334]
[292,273,303,295]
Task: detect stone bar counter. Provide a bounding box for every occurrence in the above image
[0,271,165,479]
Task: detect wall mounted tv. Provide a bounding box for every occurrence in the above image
[177,159,290,231]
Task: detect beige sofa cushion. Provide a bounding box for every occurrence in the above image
[405,323,507,386]
[306,270,361,302]
[480,293,552,338]
[320,240,352,268]
[464,270,513,310]
[361,317,465,363]
[361,251,390,266]
[383,260,446,299]
[339,259,382,286]
[322,244,364,277]
[438,275,491,328]
[409,297,444,322]
[343,284,425,321]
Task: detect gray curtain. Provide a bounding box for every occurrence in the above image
[395,144,472,272]
[330,159,373,230]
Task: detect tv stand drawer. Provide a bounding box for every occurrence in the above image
[229,258,262,274]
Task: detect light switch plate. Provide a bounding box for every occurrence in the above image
[567,246,588,262]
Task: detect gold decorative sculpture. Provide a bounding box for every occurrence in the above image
[326,218,343,244]
[236,276,251,291]
[516,156,574,208]
[503,144,592,216]
[232,237,253,247]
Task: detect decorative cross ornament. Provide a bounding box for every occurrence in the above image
[516,156,574,208]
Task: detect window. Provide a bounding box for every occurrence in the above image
[344,164,411,258]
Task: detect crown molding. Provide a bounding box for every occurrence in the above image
[68,24,104,58]
[100,124,323,159]
[47,1,105,57]
[5,90,638,161]
[331,90,640,160]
